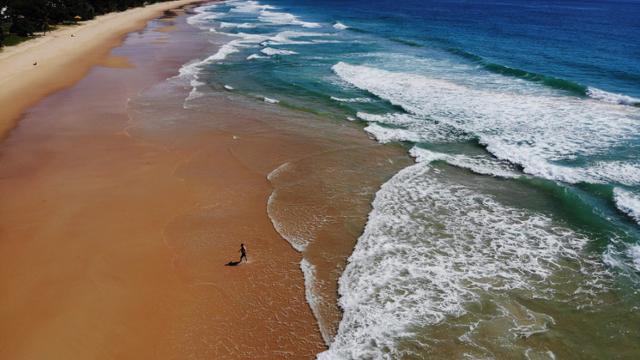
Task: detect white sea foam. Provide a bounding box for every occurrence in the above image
[202,33,271,64]
[602,237,640,276]
[267,162,334,344]
[200,29,321,63]
[357,112,471,143]
[266,162,330,254]
[265,30,329,45]
[260,47,298,56]
[602,245,624,269]
[529,160,640,186]
[187,5,222,28]
[176,30,270,102]
[587,87,640,106]
[614,188,640,225]
[333,62,640,186]
[410,147,521,178]
[227,31,272,43]
[330,96,371,103]
[174,59,208,104]
[229,0,274,13]
[223,84,234,91]
[319,161,588,359]
[267,161,290,182]
[629,244,640,272]
[525,349,557,360]
[184,79,205,102]
[266,190,308,252]
[204,41,242,62]
[364,123,424,144]
[264,96,280,104]
[177,58,203,79]
[219,21,257,29]
[246,54,268,60]
[333,21,348,30]
[258,10,321,28]
[312,39,343,44]
[301,259,332,346]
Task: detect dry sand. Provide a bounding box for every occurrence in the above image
[0,0,205,139]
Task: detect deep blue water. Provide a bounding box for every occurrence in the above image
[269,0,640,97]
[183,1,640,358]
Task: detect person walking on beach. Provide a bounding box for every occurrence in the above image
[240,243,248,263]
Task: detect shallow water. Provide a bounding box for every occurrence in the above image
[180,0,640,358]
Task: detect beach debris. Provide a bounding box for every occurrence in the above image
[32,61,37,66]
[224,84,234,91]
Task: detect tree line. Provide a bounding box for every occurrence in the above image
[0,0,175,46]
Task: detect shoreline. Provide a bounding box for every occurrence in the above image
[0,0,206,140]
[0,3,405,357]
[3,0,639,358]
[0,1,415,357]
[0,5,329,357]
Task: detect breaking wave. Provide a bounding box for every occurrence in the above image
[332,62,640,186]
[319,158,593,359]
[614,188,640,225]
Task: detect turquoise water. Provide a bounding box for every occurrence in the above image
[182,1,640,358]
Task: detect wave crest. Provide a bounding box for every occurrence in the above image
[332,62,640,186]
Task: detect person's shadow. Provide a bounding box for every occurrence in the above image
[225,260,241,266]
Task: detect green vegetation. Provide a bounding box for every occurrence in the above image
[3,32,32,46]
[0,0,177,48]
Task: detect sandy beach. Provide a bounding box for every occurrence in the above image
[3,0,640,358]
[0,2,409,358]
[0,0,205,139]
[0,4,323,358]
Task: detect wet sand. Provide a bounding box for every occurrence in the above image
[0,3,411,359]
[0,0,205,139]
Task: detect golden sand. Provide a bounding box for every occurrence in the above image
[0,5,328,358]
[0,2,410,358]
[0,0,205,139]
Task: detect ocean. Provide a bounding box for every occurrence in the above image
[181,0,640,358]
